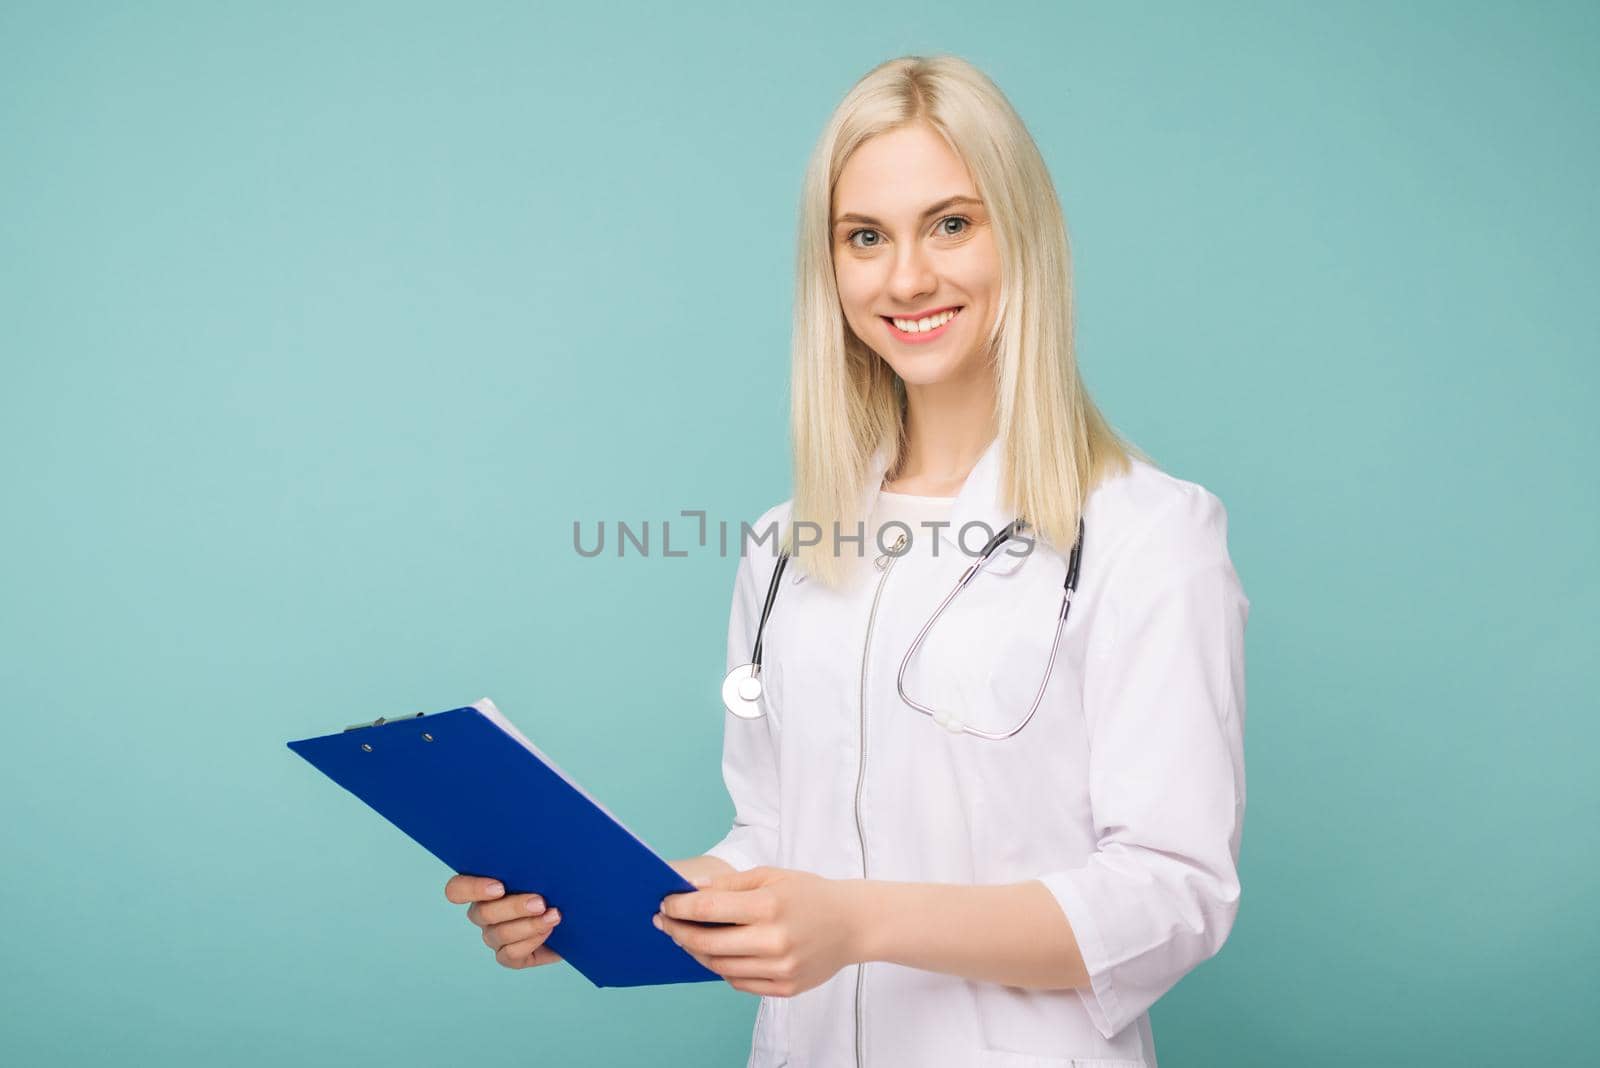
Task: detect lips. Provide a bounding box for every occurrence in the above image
[882,304,962,322]
[882,305,963,343]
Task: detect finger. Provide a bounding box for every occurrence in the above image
[726,976,787,996]
[446,875,506,904]
[524,944,565,968]
[673,943,722,976]
[481,910,561,951]
[659,887,770,926]
[466,893,547,928]
[496,934,565,969]
[675,947,784,991]
[700,954,785,980]
[705,866,778,892]
[656,913,776,958]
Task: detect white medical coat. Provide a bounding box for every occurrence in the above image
[704,436,1250,1068]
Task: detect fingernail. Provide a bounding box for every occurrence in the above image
[485,882,504,897]
[525,897,545,914]
[652,914,663,930]
[546,908,561,924]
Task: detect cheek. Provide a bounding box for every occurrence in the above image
[954,270,997,306]
[833,261,870,307]
[833,273,879,332]
[950,240,1001,299]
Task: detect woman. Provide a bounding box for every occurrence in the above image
[449,54,1248,1068]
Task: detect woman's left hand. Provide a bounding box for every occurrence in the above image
[656,866,864,997]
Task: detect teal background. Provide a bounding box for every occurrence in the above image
[3,1,1595,1064]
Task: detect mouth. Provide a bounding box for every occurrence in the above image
[881,305,963,344]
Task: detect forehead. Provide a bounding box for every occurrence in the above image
[834,124,978,215]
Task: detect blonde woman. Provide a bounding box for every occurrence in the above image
[451,54,1249,1068]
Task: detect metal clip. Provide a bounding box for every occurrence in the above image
[875,532,909,570]
[342,712,426,733]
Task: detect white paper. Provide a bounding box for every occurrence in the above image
[468,697,665,863]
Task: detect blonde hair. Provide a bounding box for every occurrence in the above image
[784,53,1146,587]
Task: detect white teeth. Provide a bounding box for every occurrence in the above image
[890,308,959,333]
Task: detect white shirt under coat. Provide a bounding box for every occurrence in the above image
[704,436,1250,1068]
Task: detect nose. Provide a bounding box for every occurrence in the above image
[886,241,938,306]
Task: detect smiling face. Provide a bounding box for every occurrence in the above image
[831,122,1001,393]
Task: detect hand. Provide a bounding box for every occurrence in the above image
[444,860,710,973]
[655,866,863,997]
[445,874,563,971]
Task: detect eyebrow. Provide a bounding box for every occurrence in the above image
[832,195,984,229]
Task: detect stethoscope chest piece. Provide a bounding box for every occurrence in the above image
[721,663,767,719]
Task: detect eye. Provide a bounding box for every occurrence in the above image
[842,215,971,250]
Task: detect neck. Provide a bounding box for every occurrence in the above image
[890,371,998,494]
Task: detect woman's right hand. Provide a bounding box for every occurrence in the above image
[445,875,564,970]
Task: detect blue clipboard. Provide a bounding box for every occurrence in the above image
[286,697,722,988]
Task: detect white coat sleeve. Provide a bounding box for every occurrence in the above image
[700,546,782,873]
[1035,487,1249,1039]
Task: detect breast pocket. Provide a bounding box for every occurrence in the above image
[758,563,869,748]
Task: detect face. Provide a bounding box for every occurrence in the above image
[831,122,1001,392]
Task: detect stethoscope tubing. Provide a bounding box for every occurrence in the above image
[723,515,1084,739]
[895,517,1082,739]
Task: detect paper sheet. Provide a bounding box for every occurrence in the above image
[469,697,666,864]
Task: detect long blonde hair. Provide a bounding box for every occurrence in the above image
[786,54,1145,587]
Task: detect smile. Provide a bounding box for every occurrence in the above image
[882,306,962,343]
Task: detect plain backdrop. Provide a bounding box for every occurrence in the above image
[3,1,1595,1064]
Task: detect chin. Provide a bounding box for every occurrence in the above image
[894,368,950,388]
[883,355,971,389]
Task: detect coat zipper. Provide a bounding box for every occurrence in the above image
[854,531,907,1068]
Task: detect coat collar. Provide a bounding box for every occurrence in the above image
[863,434,1028,575]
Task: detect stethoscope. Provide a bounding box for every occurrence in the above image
[720,516,1084,740]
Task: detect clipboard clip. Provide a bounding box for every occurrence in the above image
[342,712,426,733]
